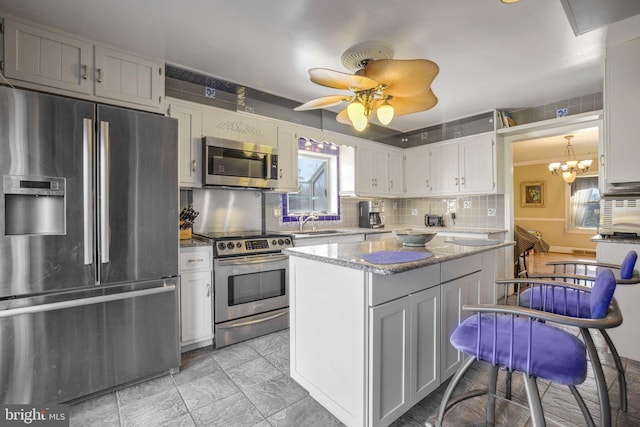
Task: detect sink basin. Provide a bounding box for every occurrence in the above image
[294,230,343,236]
[445,239,501,246]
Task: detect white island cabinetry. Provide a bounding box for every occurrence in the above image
[288,240,504,427]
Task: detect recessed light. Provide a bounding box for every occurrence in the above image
[501,0,520,3]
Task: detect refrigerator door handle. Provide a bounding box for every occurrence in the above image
[83,118,94,265]
[99,120,110,264]
[0,284,176,319]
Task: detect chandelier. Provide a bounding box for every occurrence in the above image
[547,135,593,183]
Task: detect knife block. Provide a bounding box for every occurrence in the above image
[179,221,192,240]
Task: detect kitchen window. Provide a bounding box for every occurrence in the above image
[566,175,600,232]
[281,137,340,222]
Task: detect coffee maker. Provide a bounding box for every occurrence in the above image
[358,200,385,228]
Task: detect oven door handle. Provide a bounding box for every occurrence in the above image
[215,254,288,266]
[217,309,288,329]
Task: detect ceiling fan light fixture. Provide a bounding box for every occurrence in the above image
[347,100,366,124]
[352,114,369,132]
[376,100,395,125]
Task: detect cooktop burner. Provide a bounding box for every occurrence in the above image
[195,231,293,257]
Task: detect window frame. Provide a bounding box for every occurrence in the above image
[564,172,600,234]
[280,138,341,223]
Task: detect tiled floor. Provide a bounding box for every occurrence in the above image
[69,325,640,427]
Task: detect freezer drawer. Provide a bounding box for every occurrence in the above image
[0,279,179,404]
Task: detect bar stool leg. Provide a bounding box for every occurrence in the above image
[601,329,627,412]
[487,365,499,426]
[581,328,612,427]
[522,374,545,426]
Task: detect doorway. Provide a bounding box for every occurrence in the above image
[500,112,603,275]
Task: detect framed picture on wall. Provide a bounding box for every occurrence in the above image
[520,181,545,207]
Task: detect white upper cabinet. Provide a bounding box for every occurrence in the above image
[458,133,497,194]
[275,125,299,192]
[404,145,432,197]
[168,98,203,188]
[388,149,404,197]
[430,142,459,195]
[430,132,498,196]
[3,18,92,95]
[355,141,407,197]
[604,37,640,185]
[2,17,165,113]
[94,45,164,109]
[201,106,276,146]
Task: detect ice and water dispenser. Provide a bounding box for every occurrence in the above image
[3,175,66,235]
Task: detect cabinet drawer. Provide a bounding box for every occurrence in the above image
[368,263,440,306]
[441,254,482,283]
[179,248,212,272]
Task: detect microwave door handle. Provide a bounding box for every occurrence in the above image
[99,120,110,264]
[83,118,94,265]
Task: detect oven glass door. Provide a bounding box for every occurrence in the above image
[229,270,285,305]
[214,253,288,322]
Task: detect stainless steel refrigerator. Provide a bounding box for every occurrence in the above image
[0,86,180,404]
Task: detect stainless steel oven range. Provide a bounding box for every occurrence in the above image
[196,231,293,348]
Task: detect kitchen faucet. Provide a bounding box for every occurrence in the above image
[299,212,319,232]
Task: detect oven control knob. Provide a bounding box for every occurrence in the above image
[218,242,226,250]
[272,239,277,246]
[284,238,291,245]
[236,242,242,249]
[278,239,284,246]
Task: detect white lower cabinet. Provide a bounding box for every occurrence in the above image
[179,246,213,350]
[369,286,440,427]
[440,272,480,380]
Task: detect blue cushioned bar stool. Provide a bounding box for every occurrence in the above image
[435,269,621,427]
[523,250,637,413]
[499,269,621,426]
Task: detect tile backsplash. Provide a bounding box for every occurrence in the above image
[264,193,505,232]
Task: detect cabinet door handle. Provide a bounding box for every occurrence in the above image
[96,68,102,83]
[191,159,196,172]
[600,154,605,166]
[81,64,88,80]
[454,177,458,185]
[461,176,465,186]
[206,283,210,297]
[279,168,283,179]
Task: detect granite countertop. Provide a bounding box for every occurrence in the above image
[179,237,212,248]
[591,234,640,245]
[290,225,508,239]
[285,235,514,275]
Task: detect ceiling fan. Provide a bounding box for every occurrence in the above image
[294,42,439,132]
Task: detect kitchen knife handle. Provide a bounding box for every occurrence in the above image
[100,120,110,264]
[83,118,94,265]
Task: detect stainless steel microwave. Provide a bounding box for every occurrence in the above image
[203,137,278,189]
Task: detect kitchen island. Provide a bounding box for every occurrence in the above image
[285,236,514,427]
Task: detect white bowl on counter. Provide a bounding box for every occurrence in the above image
[393,229,438,247]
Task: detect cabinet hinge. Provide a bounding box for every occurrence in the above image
[159,96,162,104]
[0,22,4,33]
[0,60,4,73]
[159,67,163,76]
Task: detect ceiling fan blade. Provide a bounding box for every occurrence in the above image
[309,68,379,91]
[293,95,352,111]
[363,59,439,97]
[336,107,352,125]
[389,90,439,116]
